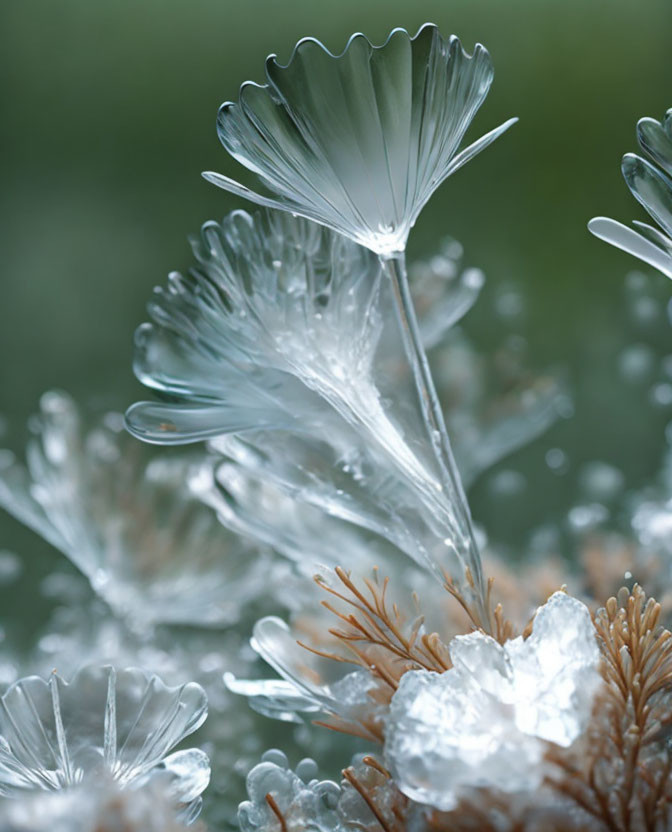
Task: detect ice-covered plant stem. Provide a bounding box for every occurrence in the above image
[383,253,486,620]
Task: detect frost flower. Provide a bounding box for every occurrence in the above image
[0,665,209,822]
[125,208,483,595]
[384,592,601,810]
[589,108,672,279]
[204,24,516,257]
[0,391,266,629]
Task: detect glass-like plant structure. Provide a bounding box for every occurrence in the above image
[0,665,209,826]
[3,21,672,832]
[589,109,672,279]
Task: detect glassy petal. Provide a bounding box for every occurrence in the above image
[211,25,513,255]
[0,666,208,797]
[637,110,672,176]
[588,217,672,279]
[622,152,672,238]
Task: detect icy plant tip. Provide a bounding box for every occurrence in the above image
[384,591,601,810]
[589,107,672,279]
[204,24,516,257]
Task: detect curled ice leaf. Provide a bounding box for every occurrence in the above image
[205,25,515,257]
[0,665,209,820]
[223,674,322,724]
[384,592,601,810]
[226,616,381,733]
[589,109,672,279]
[0,391,268,629]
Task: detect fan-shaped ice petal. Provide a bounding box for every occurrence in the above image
[0,666,208,801]
[127,210,487,598]
[208,25,515,256]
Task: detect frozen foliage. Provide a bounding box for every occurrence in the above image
[225,615,381,729]
[204,25,515,257]
[5,18,672,832]
[590,108,672,279]
[0,665,209,822]
[384,592,600,810]
[0,391,268,629]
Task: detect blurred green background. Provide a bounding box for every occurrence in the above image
[1,0,672,637]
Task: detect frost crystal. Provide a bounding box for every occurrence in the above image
[238,751,403,832]
[384,592,601,810]
[239,750,342,832]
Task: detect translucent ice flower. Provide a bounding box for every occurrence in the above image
[126,209,486,609]
[384,592,601,810]
[204,24,516,257]
[589,108,672,279]
[0,665,209,822]
[0,391,268,629]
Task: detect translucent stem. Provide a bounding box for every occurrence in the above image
[382,252,488,624]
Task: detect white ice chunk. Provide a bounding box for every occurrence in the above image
[384,592,600,810]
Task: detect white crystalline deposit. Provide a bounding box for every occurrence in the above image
[384,592,601,810]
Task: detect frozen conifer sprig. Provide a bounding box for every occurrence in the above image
[238,584,672,830]
[551,585,672,830]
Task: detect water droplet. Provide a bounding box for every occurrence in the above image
[546,448,569,475]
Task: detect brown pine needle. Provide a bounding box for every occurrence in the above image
[264,793,288,832]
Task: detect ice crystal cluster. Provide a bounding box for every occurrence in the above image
[3,20,672,832]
